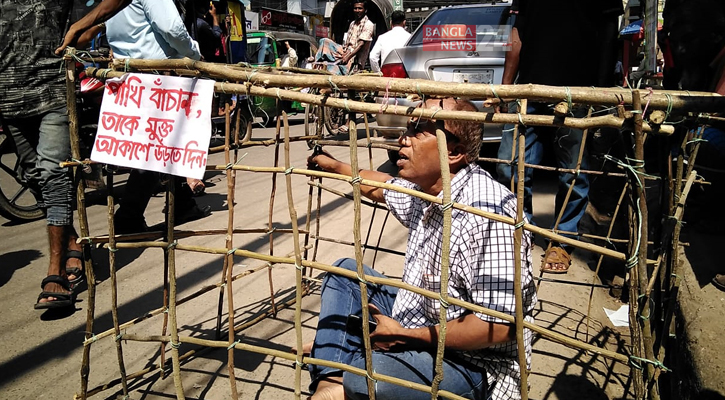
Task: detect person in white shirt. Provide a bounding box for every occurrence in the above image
[369,11,411,73]
[281,41,299,68]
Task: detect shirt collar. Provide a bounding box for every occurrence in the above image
[421,164,475,220]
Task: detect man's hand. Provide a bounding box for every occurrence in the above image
[308,149,338,172]
[210,2,217,17]
[369,304,405,351]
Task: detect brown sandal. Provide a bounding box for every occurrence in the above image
[541,246,571,274]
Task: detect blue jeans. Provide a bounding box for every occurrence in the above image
[3,106,73,226]
[496,102,590,245]
[310,258,488,400]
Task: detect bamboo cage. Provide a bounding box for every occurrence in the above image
[63,52,723,400]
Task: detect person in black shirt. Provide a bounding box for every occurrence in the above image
[496,0,622,274]
[191,0,225,63]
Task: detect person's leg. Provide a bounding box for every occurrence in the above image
[35,108,75,304]
[551,106,590,245]
[344,350,487,400]
[114,169,158,232]
[495,102,545,223]
[309,258,398,392]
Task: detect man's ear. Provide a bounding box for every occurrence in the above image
[448,143,468,165]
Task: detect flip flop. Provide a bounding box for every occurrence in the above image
[34,275,75,310]
[64,250,86,288]
[541,246,571,274]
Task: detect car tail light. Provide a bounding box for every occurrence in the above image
[381,63,408,78]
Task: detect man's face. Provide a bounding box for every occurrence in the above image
[397,99,458,193]
[353,3,365,20]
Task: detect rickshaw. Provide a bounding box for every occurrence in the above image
[246,30,319,126]
[307,0,392,137]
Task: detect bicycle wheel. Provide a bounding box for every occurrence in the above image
[323,92,350,136]
[305,102,322,149]
[0,133,43,222]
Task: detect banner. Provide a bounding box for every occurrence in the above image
[91,73,215,180]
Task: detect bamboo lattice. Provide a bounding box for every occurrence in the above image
[64,53,721,400]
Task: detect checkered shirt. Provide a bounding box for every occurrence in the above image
[384,164,538,400]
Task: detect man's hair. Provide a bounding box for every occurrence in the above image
[353,0,367,9]
[391,10,405,25]
[443,99,482,163]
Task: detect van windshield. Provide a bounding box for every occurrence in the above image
[247,36,276,65]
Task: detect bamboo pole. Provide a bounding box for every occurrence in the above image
[429,126,453,399]
[121,334,470,400]
[208,165,628,261]
[282,113,306,400]
[105,171,129,397]
[512,99,529,400]
[165,181,186,399]
[85,68,674,135]
[65,56,97,400]
[347,119,377,399]
[627,91,647,399]
[222,103,240,397]
[104,60,725,112]
[265,110,284,316]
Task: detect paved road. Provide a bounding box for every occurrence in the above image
[0,114,632,399]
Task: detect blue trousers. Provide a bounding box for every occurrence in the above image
[309,258,488,400]
[4,106,73,226]
[496,102,590,244]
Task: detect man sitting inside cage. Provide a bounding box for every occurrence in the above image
[306,98,538,400]
[313,0,374,75]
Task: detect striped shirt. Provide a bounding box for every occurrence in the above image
[384,164,537,400]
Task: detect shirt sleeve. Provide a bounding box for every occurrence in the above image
[360,20,374,42]
[383,178,418,228]
[369,37,383,72]
[143,0,202,60]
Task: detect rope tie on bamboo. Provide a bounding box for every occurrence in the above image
[327,77,340,93]
[247,70,258,83]
[564,86,573,115]
[115,333,123,342]
[295,263,304,271]
[416,84,424,103]
[514,219,525,229]
[441,202,454,211]
[344,98,350,112]
[124,58,130,72]
[227,340,240,350]
[108,246,119,253]
[636,294,654,321]
[350,176,362,185]
[86,333,99,344]
[366,371,377,383]
[356,272,369,284]
[666,215,686,226]
[438,295,450,308]
[489,84,501,103]
[664,93,673,121]
[379,79,392,113]
[642,87,653,117]
[629,355,671,372]
[267,227,277,234]
[100,68,111,80]
[227,247,239,255]
[79,237,93,244]
[170,341,181,349]
[276,88,282,100]
[167,240,178,250]
[686,138,708,146]
[285,167,295,175]
[295,360,305,367]
[517,113,526,127]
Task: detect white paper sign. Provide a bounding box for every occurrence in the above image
[90,73,215,180]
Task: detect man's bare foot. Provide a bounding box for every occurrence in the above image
[311,377,344,400]
[291,341,314,356]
